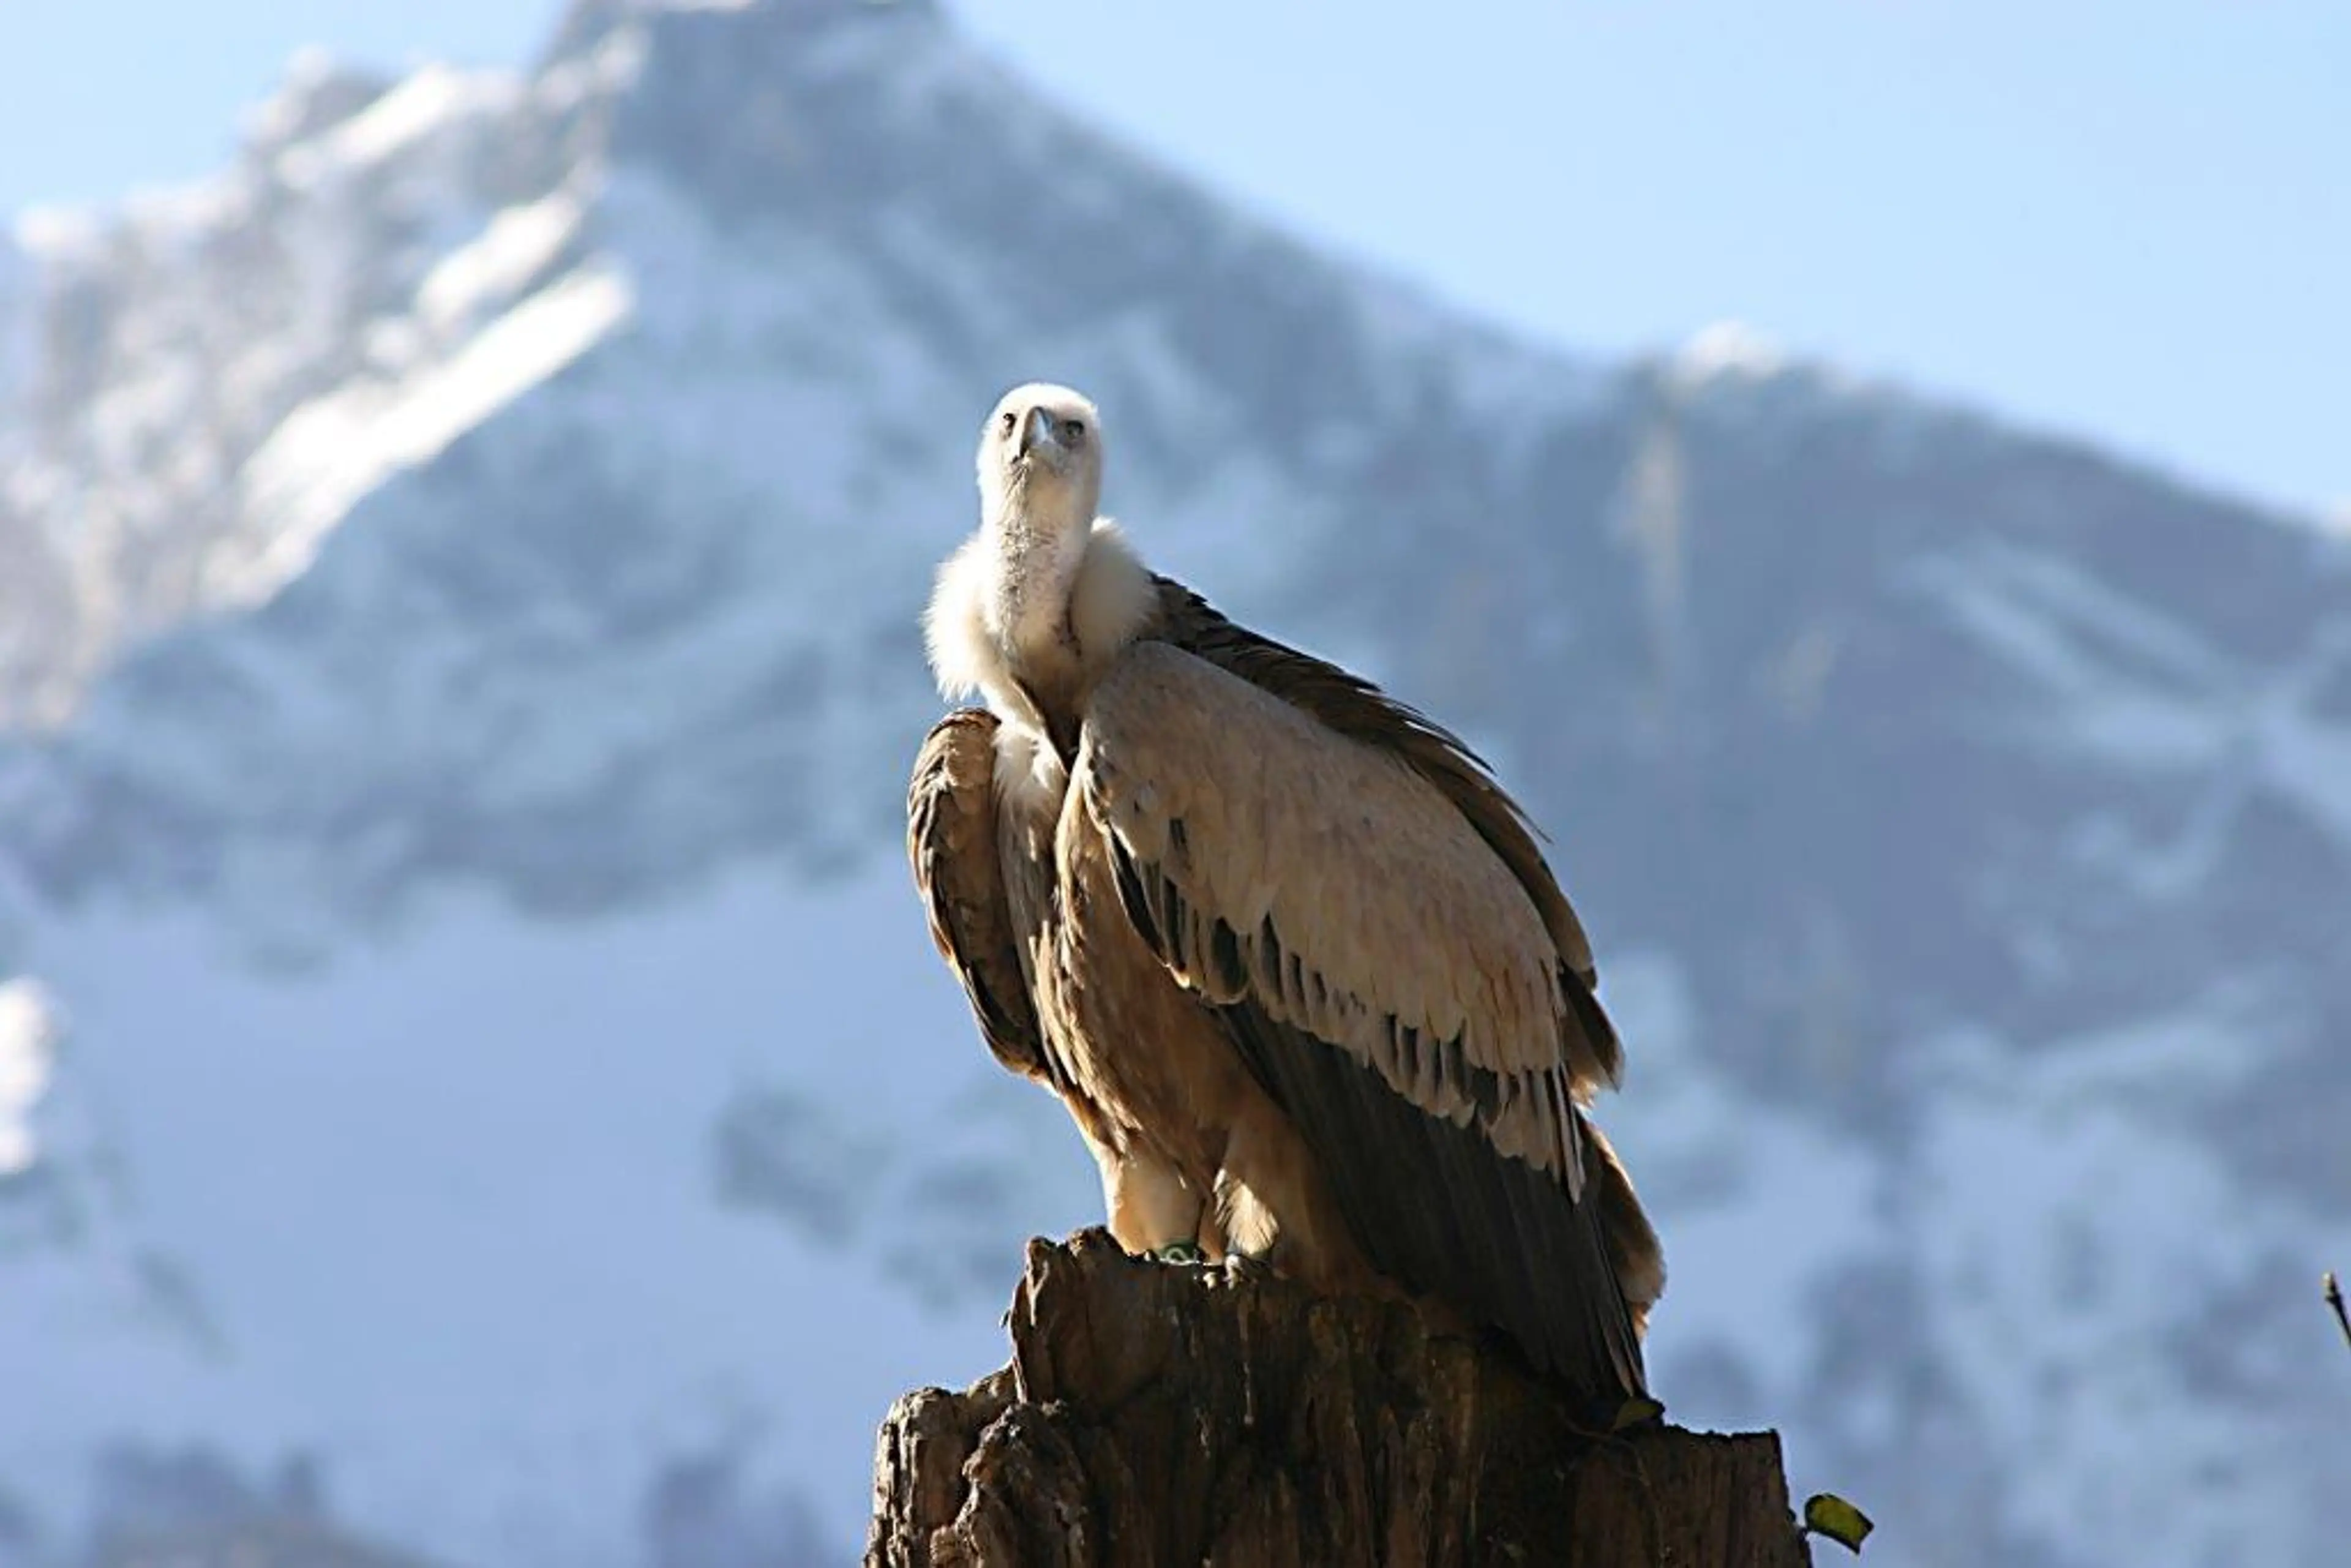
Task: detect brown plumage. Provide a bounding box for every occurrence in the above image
[907,710,1047,1082]
[909,383,1663,1409]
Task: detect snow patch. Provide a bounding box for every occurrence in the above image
[1589,955,1884,1434]
[239,47,386,149]
[1913,542,2351,860]
[232,264,632,602]
[1913,1014,2345,1562]
[0,977,58,1176]
[322,65,508,171]
[12,204,103,263]
[416,189,587,337]
[1672,320,1786,386]
[1,863,1084,1566]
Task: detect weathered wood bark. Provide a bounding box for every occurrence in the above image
[869,1230,1806,1567]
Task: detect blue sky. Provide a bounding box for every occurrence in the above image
[2,1,2341,515]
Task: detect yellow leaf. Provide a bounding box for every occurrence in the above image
[1803,1492,1874,1554]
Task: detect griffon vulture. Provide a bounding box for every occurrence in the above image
[910,383,1663,1406]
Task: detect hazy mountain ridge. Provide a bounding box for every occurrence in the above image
[1,2,2345,1566]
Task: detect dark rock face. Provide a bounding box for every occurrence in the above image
[868,1232,1804,1568]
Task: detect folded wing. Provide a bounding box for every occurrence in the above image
[1074,640,1649,1398]
[909,708,1048,1082]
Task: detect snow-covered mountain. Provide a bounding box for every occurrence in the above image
[3,2,2346,1564]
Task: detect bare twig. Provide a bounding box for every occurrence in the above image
[2325,1271,2351,1353]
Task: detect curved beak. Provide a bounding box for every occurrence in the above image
[1018,407,1059,458]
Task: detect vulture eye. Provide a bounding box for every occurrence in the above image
[1063,419,1086,443]
[998,410,1017,435]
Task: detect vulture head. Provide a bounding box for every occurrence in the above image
[978,382,1103,541]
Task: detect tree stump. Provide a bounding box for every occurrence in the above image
[868,1229,1806,1567]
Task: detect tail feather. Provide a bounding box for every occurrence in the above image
[1584,1117,1664,1336]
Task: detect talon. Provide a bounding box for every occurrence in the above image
[1153,1241,1209,1266]
[1223,1250,1271,1285]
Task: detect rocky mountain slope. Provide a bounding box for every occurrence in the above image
[2,2,2345,1564]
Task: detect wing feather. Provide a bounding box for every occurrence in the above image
[908,709,1048,1082]
[1150,576,1619,1089]
[1082,643,1579,1172]
[1076,640,1654,1398]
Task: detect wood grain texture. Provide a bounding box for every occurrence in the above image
[868,1232,1804,1568]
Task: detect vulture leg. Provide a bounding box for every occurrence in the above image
[1213,1095,1380,1296]
[1082,1125,1210,1259]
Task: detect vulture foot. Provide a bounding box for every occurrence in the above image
[1152,1241,1210,1266]
[1221,1250,1272,1286]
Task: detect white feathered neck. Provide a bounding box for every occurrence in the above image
[924,518,1160,715]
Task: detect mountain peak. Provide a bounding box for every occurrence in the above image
[1672,320,1789,388]
[239,47,397,154]
[543,0,942,66]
